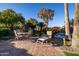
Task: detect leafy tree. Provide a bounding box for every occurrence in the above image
[38,8,54,26]
[0,9,25,30]
[0,12,3,24]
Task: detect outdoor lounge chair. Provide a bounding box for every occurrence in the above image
[14,30,28,40]
[36,36,49,44]
[14,30,22,40]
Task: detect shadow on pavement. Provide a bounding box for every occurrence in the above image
[0,42,32,56]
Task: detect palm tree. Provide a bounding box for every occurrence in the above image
[37,22,44,31]
[27,18,38,30]
[38,8,54,27]
[72,3,79,47]
[26,18,38,34]
[64,3,71,40]
[37,22,44,35]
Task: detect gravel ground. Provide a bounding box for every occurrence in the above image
[60,46,79,54]
[0,40,64,56]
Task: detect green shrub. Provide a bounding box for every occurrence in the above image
[0,29,15,41]
[0,29,14,37]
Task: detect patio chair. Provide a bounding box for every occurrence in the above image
[36,36,49,44]
[14,30,28,40]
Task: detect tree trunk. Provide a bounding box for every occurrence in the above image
[64,3,71,40]
[72,3,79,47]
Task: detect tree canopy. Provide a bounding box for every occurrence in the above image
[0,9,25,30]
[25,18,38,30]
[38,8,54,24]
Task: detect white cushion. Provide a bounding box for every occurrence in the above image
[38,38,46,41]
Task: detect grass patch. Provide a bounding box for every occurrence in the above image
[64,52,79,56]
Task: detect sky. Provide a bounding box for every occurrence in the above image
[0,3,75,27]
